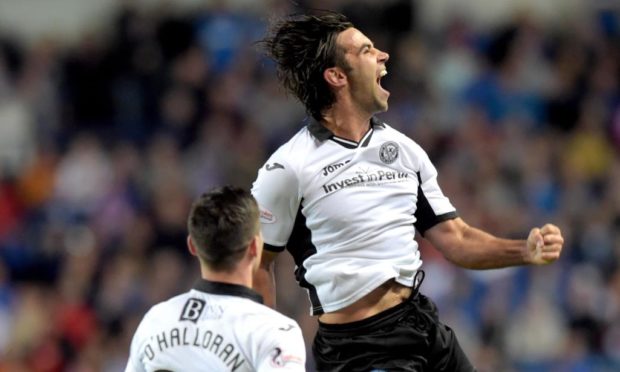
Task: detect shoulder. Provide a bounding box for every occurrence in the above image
[375,121,429,165]
[136,292,190,328]
[243,300,299,325]
[268,126,318,168]
[253,127,317,194]
[379,122,424,151]
[237,301,302,336]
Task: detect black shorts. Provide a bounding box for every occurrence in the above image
[312,293,476,372]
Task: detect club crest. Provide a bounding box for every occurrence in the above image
[379,141,399,164]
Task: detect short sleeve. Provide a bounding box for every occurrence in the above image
[251,154,301,250]
[413,150,457,235]
[124,324,147,372]
[255,322,306,371]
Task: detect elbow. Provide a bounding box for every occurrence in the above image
[426,217,480,269]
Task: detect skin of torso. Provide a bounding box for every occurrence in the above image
[319,279,412,323]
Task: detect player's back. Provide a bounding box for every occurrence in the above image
[126,280,306,372]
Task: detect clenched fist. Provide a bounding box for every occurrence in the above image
[525,224,564,265]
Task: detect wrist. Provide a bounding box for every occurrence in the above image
[521,240,533,265]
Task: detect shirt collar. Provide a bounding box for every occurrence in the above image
[193,279,264,304]
[307,116,386,142]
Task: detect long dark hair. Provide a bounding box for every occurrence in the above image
[261,12,353,121]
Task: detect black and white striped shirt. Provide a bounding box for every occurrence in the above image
[252,117,457,316]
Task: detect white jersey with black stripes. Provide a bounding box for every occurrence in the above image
[251,117,457,316]
[125,280,306,372]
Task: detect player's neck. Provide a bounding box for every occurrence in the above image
[201,265,252,289]
[322,105,372,143]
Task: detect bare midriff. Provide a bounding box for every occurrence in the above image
[318,279,412,324]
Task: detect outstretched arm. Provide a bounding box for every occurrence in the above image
[424,217,564,269]
[253,250,279,308]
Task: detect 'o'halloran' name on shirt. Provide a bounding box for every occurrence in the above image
[143,326,245,371]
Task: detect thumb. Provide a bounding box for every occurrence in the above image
[530,227,543,248]
[536,234,544,249]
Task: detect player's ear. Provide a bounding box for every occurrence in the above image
[187,235,198,257]
[248,231,264,258]
[247,236,258,258]
[324,66,347,87]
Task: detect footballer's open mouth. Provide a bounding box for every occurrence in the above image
[377,69,389,94]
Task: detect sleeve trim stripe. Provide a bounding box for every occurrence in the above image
[416,211,458,236]
[264,243,285,252]
[414,171,458,235]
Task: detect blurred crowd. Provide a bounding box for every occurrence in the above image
[0,0,619,371]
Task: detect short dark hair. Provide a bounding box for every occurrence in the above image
[187,186,260,272]
[261,12,353,121]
